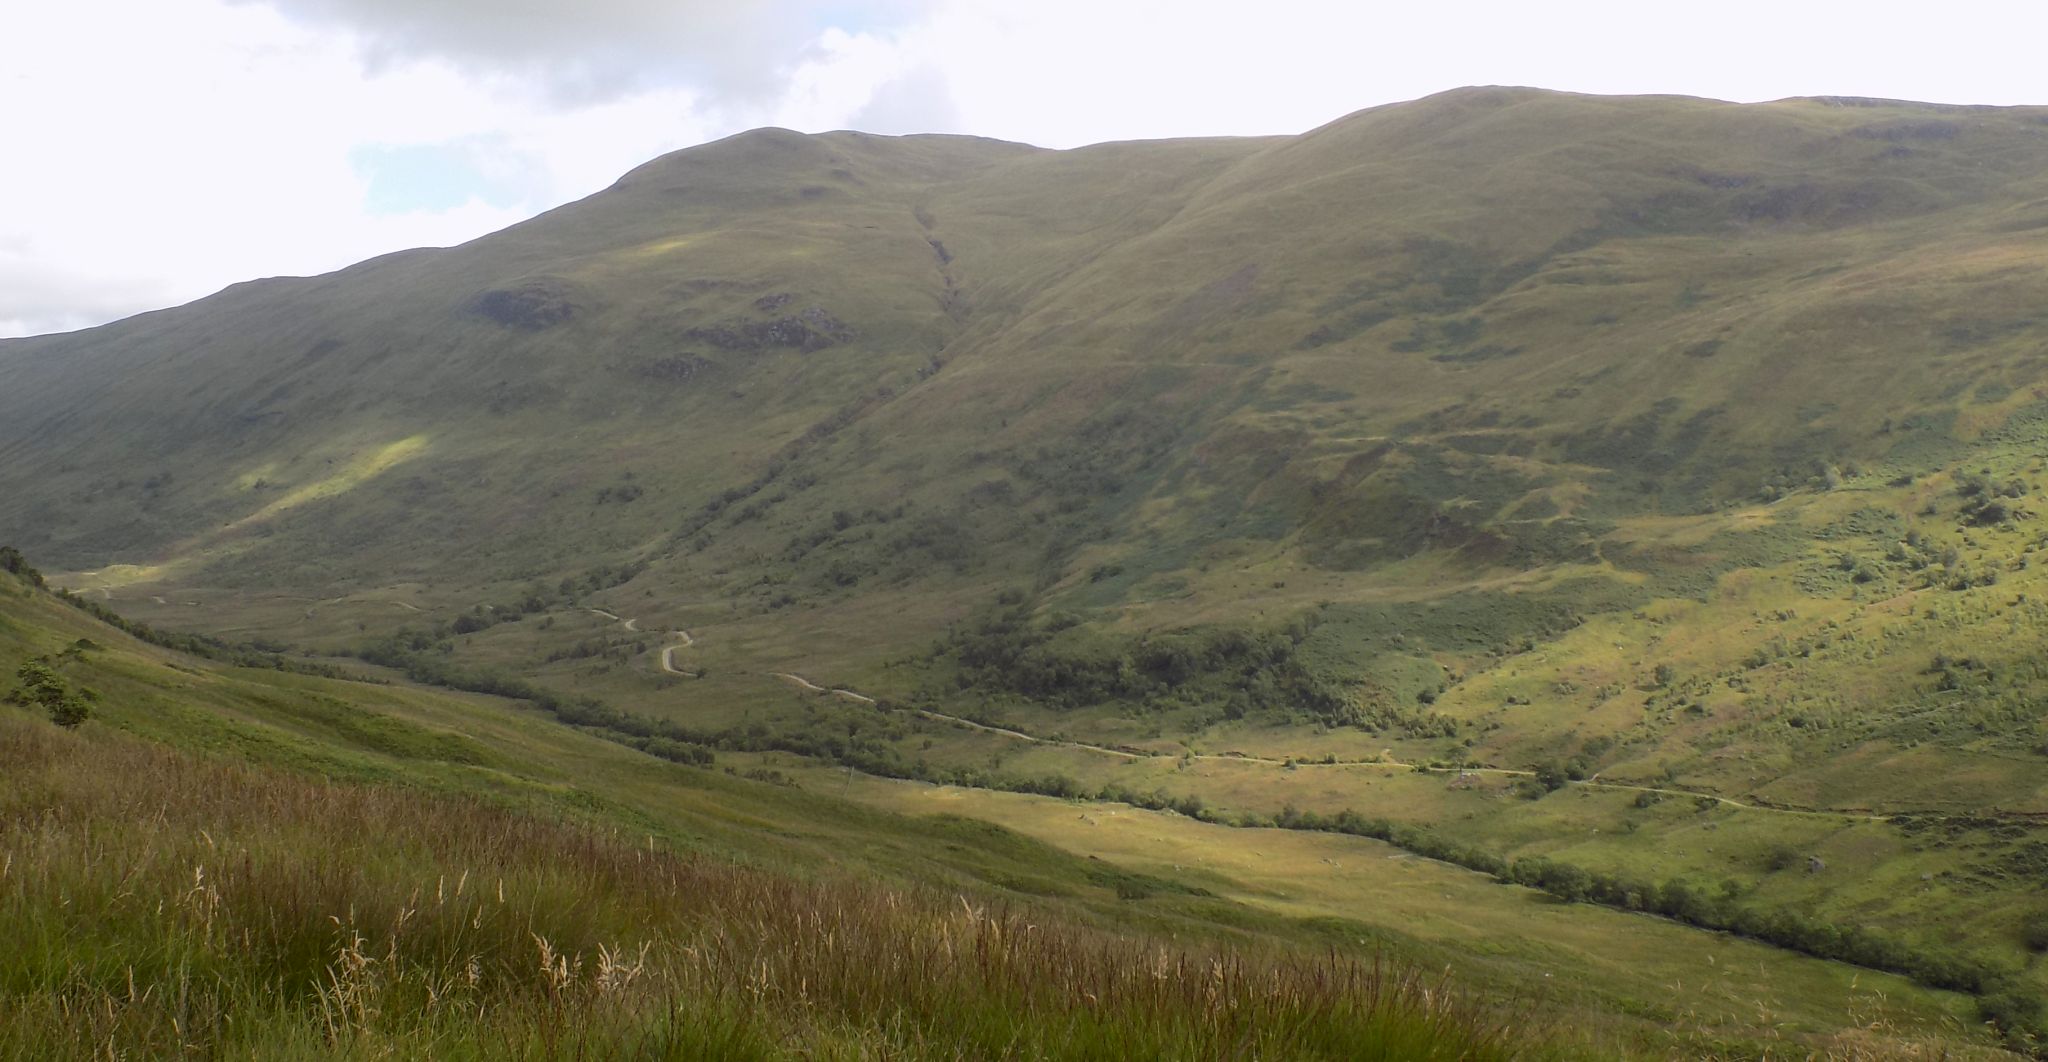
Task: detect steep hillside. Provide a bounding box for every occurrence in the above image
[11,89,2048,613]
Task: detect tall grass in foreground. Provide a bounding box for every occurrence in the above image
[0,712,1534,1060]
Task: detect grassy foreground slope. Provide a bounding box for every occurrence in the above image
[5,723,1520,1060]
[0,560,1544,1060]
[0,559,2017,1058]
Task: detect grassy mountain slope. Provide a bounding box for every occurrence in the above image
[4,561,2013,1057]
[12,89,2047,603]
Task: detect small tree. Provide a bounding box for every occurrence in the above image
[0,546,43,587]
[13,660,89,728]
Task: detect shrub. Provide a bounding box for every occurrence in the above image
[1979,988,2047,1044]
[12,660,89,728]
[0,545,44,586]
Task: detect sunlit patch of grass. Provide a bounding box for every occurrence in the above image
[45,436,434,594]
[612,233,704,262]
[225,434,432,533]
[54,561,175,591]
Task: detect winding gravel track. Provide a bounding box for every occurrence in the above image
[588,609,695,675]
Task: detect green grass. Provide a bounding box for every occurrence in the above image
[0,711,1536,1061]
[0,569,1607,1059]
[2,561,2027,1057]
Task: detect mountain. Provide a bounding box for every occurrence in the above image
[11,89,2048,603]
[8,86,2048,1049]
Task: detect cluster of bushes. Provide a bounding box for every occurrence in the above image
[1926,652,1996,694]
[639,735,715,766]
[679,392,890,545]
[1757,464,1846,502]
[1800,475,2033,593]
[1529,759,1588,793]
[1957,472,2028,527]
[940,597,1470,737]
[1011,406,1176,508]
[1269,806,1507,873]
[1501,857,1993,984]
[781,505,906,565]
[6,658,91,727]
[621,715,1207,816]
[1097,783,1209,819]
[700,721,906,776]
[761,500,996,602]
[544,636,647,665]
[449,562,648,636]
[695,466,785,529]
[887,510,981,569]
[0,545,45,587]
[938,603,1379,727]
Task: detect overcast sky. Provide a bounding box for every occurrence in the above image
[4,0,2046,338]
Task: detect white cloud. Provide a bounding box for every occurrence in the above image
[901,0,2048,149]
[771,27,954,136]
[1,1,536,336]
[238,0,936,104]
[850,63,964,137]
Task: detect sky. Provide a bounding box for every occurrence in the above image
[4,0,2046,338]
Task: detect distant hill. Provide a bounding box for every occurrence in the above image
[9,89,2048,608]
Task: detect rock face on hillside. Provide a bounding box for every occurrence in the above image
[474,277,586,330]
[685,308,853,352]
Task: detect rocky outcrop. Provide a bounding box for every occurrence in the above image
[686,307,853,353]
[472,277,585,330]
[631,355,713,382]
